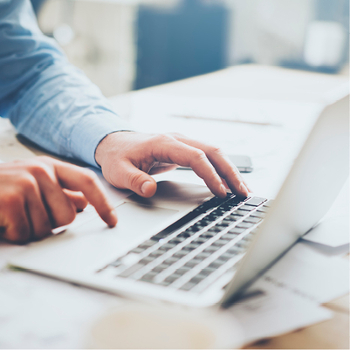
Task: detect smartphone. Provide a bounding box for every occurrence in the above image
[228,155,253,173]
[178,154,253,173]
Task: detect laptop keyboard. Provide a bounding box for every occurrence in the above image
[98,193,272,293]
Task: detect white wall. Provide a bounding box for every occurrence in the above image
[223,0,315,66]
[39,0,138,97]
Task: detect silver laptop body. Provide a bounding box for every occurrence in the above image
[9,92,349,308]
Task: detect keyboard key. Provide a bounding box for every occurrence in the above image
[226,246,246,254]
[222,233,239,240]
[195,252,211,260]
[163,257,180,265]
[197,218,212,226]
[192,237,208,244]
[149,250,164,258]
[235,209,250,216]
[169,237,186,244]
[178,232,191,238]
[118,263,144,278]
[208,261,225,269]
[157,280,172,286]
[203,245,221,253]
[159,243,176,251]
[236,221,254,229]
[227,196,245,205]
[257,207,269,213]
[139,240,157,248]
[164,274,181,284]
[129,247,144,254]
[138,256,155,265]
[152,264,169,273]
[226,214,242,221]
[182,244,199,251]
[207,226,222,233]
[184,259,202,268]
[188,225,202,232]
[245,197,266,206]
[175,267,191,275]
[140,272,157,282]
[189,275,206,284]
[251,211,266,219]
[174,250,190,258]
[263,200,273,207]
[151,232,170,241]
[228,227,245,234]
[210,209,226,217]
[109,259,122,268]
[212,239,229,247]
[220,203,235,211]
[218,253,235,261]
[244,216,262,224]
[200,232,217,239]
[198,267,216,276]
[180,282,196,291]
[237,205,253,211]
[215,225,229,232]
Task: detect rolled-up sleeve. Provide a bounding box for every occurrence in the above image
[0,0,130,166]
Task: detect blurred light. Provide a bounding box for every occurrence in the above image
[53,23,75,46]
[304,21,346,67]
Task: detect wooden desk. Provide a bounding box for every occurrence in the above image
[0,65,348,349]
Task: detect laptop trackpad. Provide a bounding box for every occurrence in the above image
[113,202,178,240]
[72,202,179,243]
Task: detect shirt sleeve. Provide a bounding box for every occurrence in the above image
[0,0,131,167]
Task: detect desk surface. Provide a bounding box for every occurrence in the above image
[0,65,348,349]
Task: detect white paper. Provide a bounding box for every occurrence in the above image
[228,288,333,345]
[0,270,123,348]
[255,242,349,303]
[303,179,349,247]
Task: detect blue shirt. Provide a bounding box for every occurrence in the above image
[0,0,130,166]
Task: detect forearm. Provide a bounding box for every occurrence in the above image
[0,0,129,167]
[7,61,130,166]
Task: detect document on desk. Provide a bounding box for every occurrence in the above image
[303,179,349,248]
[255,242,349,304]
[225,240,348,345]
[0,269,124,348]
[113,92,323,128]
[228,287,332,345]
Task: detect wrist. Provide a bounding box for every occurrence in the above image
[95,131,134,167]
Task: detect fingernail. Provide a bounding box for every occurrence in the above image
[109,209,118,227]
[239,183,248,196]
[141,181,152,195]
[220,184,227,196]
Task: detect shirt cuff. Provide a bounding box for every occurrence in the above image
[69,112,131,167]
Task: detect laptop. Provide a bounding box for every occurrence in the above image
[9,91,349,308]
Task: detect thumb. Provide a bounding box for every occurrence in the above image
[119,162,157,198]
[63,189,88,212]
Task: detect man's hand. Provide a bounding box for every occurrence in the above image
[0,157,117,244]
[95,132,249,198]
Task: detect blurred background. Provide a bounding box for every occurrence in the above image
[32,0,349,97]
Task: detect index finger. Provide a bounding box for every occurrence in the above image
[151,137,227,197]
[52,161,117,227]
[173,135,249,197]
